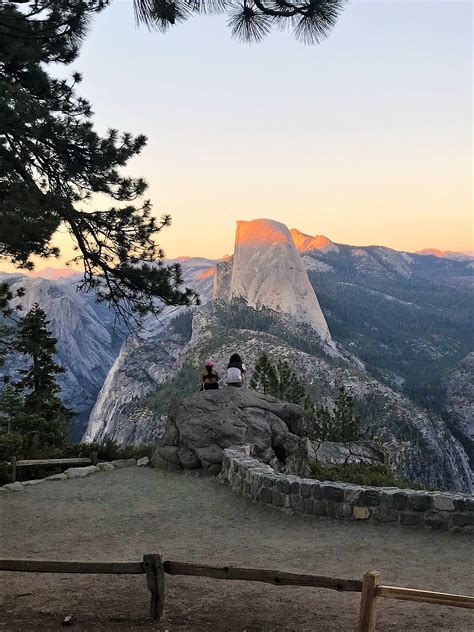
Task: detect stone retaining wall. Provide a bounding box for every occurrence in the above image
[221,449,474,533]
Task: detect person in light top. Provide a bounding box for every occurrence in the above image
[226,353,246,387]
[201,359,219,391]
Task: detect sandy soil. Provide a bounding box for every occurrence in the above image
[0,467,473,631]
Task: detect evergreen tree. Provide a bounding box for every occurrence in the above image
[11,304,72,450]
[251,354,309,405]
[250,353,277,394]
[133,0,346,44]
[315,386,361,443]
[0,2,197,324]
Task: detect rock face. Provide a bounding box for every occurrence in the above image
[227,219,331,341]
[0,273,125,440]
[313,441,385,467]
[289,229,339,254]
[442,353,474,466]
[151,388,312,475]
[83,326,185,444]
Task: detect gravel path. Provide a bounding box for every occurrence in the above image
[0,467,473,631]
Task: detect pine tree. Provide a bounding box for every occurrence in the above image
[0,2,197,324]
[11,304,72,450]
[250,353,277,394]
[315,386,361,443]
[132,0,346,45]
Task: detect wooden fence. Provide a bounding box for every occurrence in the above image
[5,454,98,483]
[0,556,473,630]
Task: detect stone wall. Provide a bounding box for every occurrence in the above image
[221,448,474,533]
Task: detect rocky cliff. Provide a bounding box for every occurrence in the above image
[442,353,474,466]
[226,219,331,341]
[0,273,124,440]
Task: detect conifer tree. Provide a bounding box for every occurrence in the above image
[314,386,361,443]
[250,353,277,394]
[11,304,72,450]
[0,2,197,324]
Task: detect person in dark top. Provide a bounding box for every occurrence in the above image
[226,352,246,387]
[201,359,219,390]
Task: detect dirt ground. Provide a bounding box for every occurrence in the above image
[0,467,473,631]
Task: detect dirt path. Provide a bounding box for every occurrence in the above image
[1,467,473,631]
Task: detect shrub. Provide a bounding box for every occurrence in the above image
[309,461,426,489]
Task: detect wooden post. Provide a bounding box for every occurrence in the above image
[358,571,380,632]
[90,452,98,466]
[143,554,165,621]
[9,456,17,483]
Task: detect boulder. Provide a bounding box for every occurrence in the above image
[3,482,24,491]
[111,458,136,469]
[45,473,68,481]
[151,388,312,475]
[97,462,115,472]
[314,441,385,467]
[65,465,100,479]
[136,456,150,467]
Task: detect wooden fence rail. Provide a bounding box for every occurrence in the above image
[0,557,472,631]
[4,454,98,483]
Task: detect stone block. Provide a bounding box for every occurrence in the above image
[465,498,474,512]
[313,500,327,516]
[452,513,474,527]
[283,494,291,508]
[343,486,362,504]
[407,493,432,512]
[45,473,68,481]
[276,478,290,494]
[425,512,449,530]
[432,495,455,512]
[391,492,408,511]
[3,482,24,491]
[65,465,99,479]
[359,489,381,506]
[399,513,422,526]
[289,481,300,495]
[303,498,315,514]
[300,482,313,498]
[335,503,352,518]
[353,506,370,520]
[311,483,322,499]
[258,487,272,504]
[272,491,284,507]
[136,456,150,467]
[111,458,136,469]
[291,495,305,513]
[372,507,398,523]
[321,484,344,502]
[97,462,115,472]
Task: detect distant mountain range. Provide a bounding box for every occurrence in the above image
[1,222,472,491]
[415,248,474,261]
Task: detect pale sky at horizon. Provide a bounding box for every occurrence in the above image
[2,0,473,270]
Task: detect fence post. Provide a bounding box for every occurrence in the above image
[358,571,380,632]
[9,456,17,483]
[143,554,165,621]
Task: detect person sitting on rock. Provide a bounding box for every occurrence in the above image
[201,359,219,391]
[226,353,246,387]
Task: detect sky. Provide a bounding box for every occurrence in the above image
[4,0,474,269]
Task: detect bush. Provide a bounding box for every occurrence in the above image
[65,438,154,461]
[309,461,426,489]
